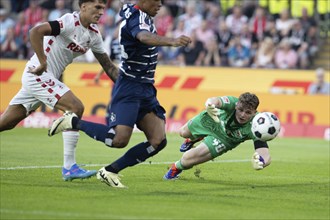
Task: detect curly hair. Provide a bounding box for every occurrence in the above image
[238,92,259,110]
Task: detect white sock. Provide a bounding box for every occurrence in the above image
[62,130,79,170]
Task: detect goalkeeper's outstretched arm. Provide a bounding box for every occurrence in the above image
[204,97,222,123]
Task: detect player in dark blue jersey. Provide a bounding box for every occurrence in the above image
[49,0,191,188]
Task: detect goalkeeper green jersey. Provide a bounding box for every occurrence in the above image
[187,96,257,157]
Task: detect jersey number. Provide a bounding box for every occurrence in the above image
[213,139,226,154]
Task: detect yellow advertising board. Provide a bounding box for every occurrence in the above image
[1,59,329,127]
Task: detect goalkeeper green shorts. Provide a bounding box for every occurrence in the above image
[187,111,232,158]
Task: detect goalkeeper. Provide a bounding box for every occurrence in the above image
[164,92,271,180]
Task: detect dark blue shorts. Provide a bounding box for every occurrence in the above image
[108,75,166,128]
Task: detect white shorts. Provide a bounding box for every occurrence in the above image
[9,65,70,114]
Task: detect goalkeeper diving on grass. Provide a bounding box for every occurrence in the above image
[164,92,277,180]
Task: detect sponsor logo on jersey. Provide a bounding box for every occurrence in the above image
[66,42,87,53]
[221,96,230,104]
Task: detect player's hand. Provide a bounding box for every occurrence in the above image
[173,35,192,47]
[251,152,265,170]
[28,63,47,76]
[205,103,220,123]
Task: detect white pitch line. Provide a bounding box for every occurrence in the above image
[0,159,250,170]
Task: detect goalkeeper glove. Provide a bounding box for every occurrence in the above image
[251,152,265,170]
[205,102,220,123]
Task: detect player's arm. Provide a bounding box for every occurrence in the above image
[136,31,191,47]
[252,140,271,170]
[93,52,119,83]
[28,22,55,75]
[203,97,222,123]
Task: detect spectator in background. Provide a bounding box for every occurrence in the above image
[178,29,205,66]
[48,0,71,21]
[216,21,233,66]
[239,23,258,66]
[305,25,319,63]
[98,4,116,37]
[308,68,330,95]
[204,2,223,32]
[203,35,221,66]
[195,19,216,46]
[154,5,173,37]
[24,0,44,27]
[0,27,18,58]
[227,36,250,67]
[225,5,248,35]
[14,12,30,59]
[10,0,29,13]
[178,2,203,35]
[249,6,267,43]
[276,9,294,39]
[171,19,188,38]
[274,38,298,69]
[241,0,258,19]
[288,20,309,69]
[158,19,186,65]
[288,20,307,51]
[299,7,317,33]
[0,8,15,44]
[239,23,257,51]
[264,19,281,45]
[163,0,185,18]
[252,37,275,68]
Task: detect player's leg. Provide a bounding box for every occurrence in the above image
[101,112,166,174]
[53,90,98,181]
[96,109,167,188]
[179,117,205,152]
[49,81,137,149]
[31,71,95,181]
[55,91,82,175]
[0,85,41,131]
[164,142,213,180]
[0,104,27,131]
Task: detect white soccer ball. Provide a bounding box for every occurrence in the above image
[251,112,281,141]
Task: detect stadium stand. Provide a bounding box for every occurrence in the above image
[0,0,328,70]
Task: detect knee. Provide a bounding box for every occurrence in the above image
[150,138,167,156]
[157,138,167,151]
[72,105,84,118]
[111,138,129,148]
[179,125,189,138]
[179,128,185,138]
[68,101,84,118]
[149,137,167,151]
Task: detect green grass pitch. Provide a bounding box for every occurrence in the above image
[0,128,329,220]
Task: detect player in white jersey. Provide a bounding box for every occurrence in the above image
[0,0,118,181]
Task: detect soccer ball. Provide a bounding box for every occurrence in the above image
[251,112,281,141]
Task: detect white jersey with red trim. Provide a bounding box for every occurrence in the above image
[28,11,105,79]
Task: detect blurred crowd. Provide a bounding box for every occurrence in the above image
[0,0,329,70]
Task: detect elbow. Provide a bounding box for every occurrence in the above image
[29,25,41,38]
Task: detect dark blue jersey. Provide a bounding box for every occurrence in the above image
[118,4,158,84]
